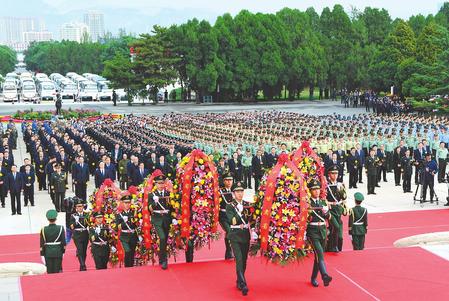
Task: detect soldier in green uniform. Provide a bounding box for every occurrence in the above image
[348,192,368,250]
[50,164,67,212]
[69,197,89,271]
[115,195,138,267]
[226,182,251,296]
[148,175,172,269]
[40,209,66,274]
[307,180,332,287]
[90,212,110,269]
[366,149,378,195]
[326,165,347,252]
[219,173,234,260]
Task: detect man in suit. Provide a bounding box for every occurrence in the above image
[413,143,426,185]
[104,157,117,181]
[366,149,377,195]
[347,148,359,189]
[72,156,90,201]
[252,149,265,192]
[111,144,122,165]
[376,145,387,182]
[0,165,7,208]
[265,147,278,168]
[132,162,148,186]
[22,164,35,207]
[401,149,413,193]
[94,161,108,188]
[7,164,23,215]
[146,153,158,174]
[156,156,171,178]
[355,144,365,184]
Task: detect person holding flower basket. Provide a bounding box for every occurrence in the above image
[115,195,138,267]
[307,179,332,287]
[219,172,234,260]
[148,174,173,270]
[226,182,253,296]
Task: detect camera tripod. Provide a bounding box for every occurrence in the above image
[413,171,439,207]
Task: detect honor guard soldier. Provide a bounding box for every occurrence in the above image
[348,192,368,250]
[226,182,252,296]
[90,212,110,269]
[148,175,172,269]
[40,209,66,274]
[219,173,234,260]
[116,195,138,267]
[69,197,89,271]
[366,149,378,195]
[326,165,347,252]
[307,180,332,287]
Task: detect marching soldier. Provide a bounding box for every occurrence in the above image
[116,195,138,267]
[40,209,66,274]
[148,175,172,269]
[50,164,67,212]
[307,180,332,288]
[226,182,251,296]
[219,173,234,260]
[69,197,89,271]
[90,212,110,269]
[326,165,347,252]
[348,192,368,250]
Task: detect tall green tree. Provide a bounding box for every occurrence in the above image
[0,46,16,75]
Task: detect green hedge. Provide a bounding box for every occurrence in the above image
[13,109,101,120]
[411,98,449,114]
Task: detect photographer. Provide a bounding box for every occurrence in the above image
[421,153,438,203]
[413,143,426,185]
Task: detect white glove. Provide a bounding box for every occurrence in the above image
[41,256,46,264]
[153,195,159,202]
[237,203,243,213]
[349,235,353,241]
[74,215,79,223]
[111,246,117,253]
[95,227,101,235]
[322,205,329,214]
[251,230,258,240]
[172,219,178,225]
[303,232,307,241]
[123,216,128,223]
[138,236,143,242]
[337,182,343,190]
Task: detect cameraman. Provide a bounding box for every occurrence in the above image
[413,143,426,185]
[421,153,438,203]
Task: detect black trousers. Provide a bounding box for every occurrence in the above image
[242,167,252,189]
[403,173,412,192]
[10,191,21,214]
[349,170,358,188]
[377,164,387,182]
[254,174,262,192]
[415,166,421,184]
[394,167,401,185]
[45,257,63,274]
[37,174,46,190]
[54,192,65,211]
[422,177,435,201]
[367,174,376,194]
[75,183,87,201]
[358,166,363,183]
[24,188,34,206]
[438,159,447,182]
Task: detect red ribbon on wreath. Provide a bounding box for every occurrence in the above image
[141,169,164,248]
[259,153,310,251]
[180,149,220,239]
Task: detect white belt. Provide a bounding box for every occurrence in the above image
[353,222,364,225]
[153,210,169,214]
[328,201,342,205]
[74,228,87,232]
[309,222,326,226]
[121,229,135,233]
[230,224,249,229]
[220,209,226,212]
[45,242,61,245]
[92,241,107,246]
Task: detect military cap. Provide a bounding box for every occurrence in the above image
[223,173,233,180]
[155,175,166,183]
[73,197,85,206]
[308,179,321,190]
[327,165,339,174]
[232,182,244,192]
[93,211,104,218]
[46,209,58,220]
[354,192,364,202]
[121,194,133,202]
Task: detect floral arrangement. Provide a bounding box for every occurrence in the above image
[250,153,310,265]
[12,108,101,120]
[175,149,220,250]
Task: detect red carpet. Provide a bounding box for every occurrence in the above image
[1,209,448,300]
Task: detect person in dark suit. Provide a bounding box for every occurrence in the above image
[111,144,122,179]
[50,164,67,212]
[19,158,35,173]
[22,164,35,207]
[229,152,243,183]
[265,147,278,168]
[7,165,23,215]
[94,162,108,188]
[413,143,426,185]
[401,149,413,193]
[355,144,365,184]
[156,156,171,177]
[252,149,265,192]
[376,145,387,182]
[131,162,149,186]
[72,156,90,201]
[146,153,158,174]
[347,148,359,189]
[392,147,402,186]
[104,157,117,181]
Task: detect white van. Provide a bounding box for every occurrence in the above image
[2,81,18,102]
[21,82,38,102]
[78,81,98,101]
[38,81,57,101]
[97,81,112,101]
[60,81,78,100]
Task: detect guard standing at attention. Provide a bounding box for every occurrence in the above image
[40,209,66,274]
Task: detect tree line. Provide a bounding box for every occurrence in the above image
[0,45,16,76]
[24,3,449,101]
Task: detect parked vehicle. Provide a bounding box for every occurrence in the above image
[21,82,38,102]
[59,81,78,100]
[37,80,57,101]
[78,81,98,101]
[97,81,112,101]
[2,81,18,102]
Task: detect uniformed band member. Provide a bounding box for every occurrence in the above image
[348,192,368,250]
[90,211,111,270]
[148,175,172,269]
[219,173,234,260]
[40,209,66,274]
[226,182,251,296]
[116,195,138,267]
[69,197,89,271]
[326,165,347,252]
[307,179,332,287]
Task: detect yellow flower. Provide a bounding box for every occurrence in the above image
[198,159,204,164]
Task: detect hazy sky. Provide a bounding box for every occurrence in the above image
[2,0,446,36]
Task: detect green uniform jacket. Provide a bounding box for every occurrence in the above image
[89,226,110,257]
[349,206,368,235]
[226,201,250,243]
[149,190,172,225]
[40,224,66,258]
[366,156,377,176]
[50,172,67,193]
[307,198,329,240]
[69,212,89,240]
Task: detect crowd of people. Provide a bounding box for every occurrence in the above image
[341,90,411,114]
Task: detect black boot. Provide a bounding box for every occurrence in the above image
[236,271,243,290]
[311,261,319,287]
[78,255,87,271]
[225,239,234,259]
[238,271,248,296]
[337,237,343,252]
[318,260,332,287]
